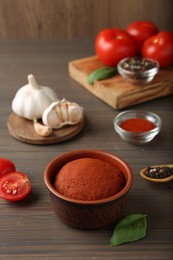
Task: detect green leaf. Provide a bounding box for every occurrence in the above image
[88,66,117,85]
[110,214,147,246]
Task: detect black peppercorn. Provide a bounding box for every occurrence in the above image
[122,57,156,72]
[145,166,173,179]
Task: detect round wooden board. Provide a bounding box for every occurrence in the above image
[7,112,84,145]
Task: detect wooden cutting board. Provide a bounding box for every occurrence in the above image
[68,56,173,109]
[7,112,84,145]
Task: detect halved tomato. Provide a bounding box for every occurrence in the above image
[0,172,31,201]
[0,158,16,178]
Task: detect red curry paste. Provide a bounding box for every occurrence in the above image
[120,118,156,132]
[54,158,125,201]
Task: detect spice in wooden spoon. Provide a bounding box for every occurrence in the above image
[140,164,173,183]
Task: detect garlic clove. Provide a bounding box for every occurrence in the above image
[33,118,52,137]
[42,101,64,129]
[60,99,69,123]
[54,101,64,123]
[67,102,84,125]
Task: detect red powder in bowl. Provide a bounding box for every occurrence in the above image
[54,158,125,201]
[120,118,156,132]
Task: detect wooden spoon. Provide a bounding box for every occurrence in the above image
[140,164,173,183]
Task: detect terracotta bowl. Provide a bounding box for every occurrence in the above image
[44,150,133,228]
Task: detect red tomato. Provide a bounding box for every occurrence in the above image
[0,158,16,178]
[0,172,31,201]
[95,28,138,66]
[126,21,158,52]
[142,31,173,68]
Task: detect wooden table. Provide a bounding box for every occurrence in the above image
[0,39,172,260]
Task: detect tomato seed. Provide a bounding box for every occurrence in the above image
[2,182,8,188]
[6,189,12,194]
[12,189,18,195]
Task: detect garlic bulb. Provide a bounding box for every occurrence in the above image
[12,74,58,120]
[42,99,84,129]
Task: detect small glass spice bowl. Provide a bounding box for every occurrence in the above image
[117,57,159,84]
[113,110,162,145]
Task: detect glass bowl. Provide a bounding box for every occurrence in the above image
[113,110,162,145]
[117,57,159,84]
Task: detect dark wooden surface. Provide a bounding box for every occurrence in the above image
[0,0,172,39]
[0,39,173,260]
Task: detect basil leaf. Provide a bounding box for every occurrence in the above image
[88,67,117,85]
[110,214,147,246]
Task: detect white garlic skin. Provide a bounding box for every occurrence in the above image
[12,74,58,120]
[42,99,84,129]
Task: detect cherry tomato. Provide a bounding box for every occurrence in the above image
[126,21,158,52]
[0,158,16,178]
[95,28,138,66]
[0,172,31,201]
[142,31,173,68]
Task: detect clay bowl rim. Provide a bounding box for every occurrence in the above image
[44,149,133,205]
